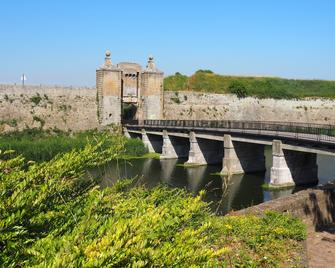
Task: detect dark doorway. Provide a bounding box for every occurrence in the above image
[122,103,137,122]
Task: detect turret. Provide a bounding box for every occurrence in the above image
[96,50,122,125]
[139,56,164,121]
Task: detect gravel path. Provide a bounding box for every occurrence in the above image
[307,224,335,268]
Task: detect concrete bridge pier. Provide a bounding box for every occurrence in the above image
[160,130,189,159]
[123,127,131,138]
[185,132,207,166]
[185,132,223,166]
[221,135,265,175]
[141,129,163,153]
[124,127,142,139]
[270,140,318,187]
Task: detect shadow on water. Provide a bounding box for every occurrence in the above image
[87,147,335,215]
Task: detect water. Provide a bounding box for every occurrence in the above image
[88,146,335,215]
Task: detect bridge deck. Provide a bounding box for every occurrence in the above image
[125,120,335,156]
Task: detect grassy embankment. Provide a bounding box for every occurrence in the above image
[0,131,306,266]
[0,128,154,162]
[164,70,335,99]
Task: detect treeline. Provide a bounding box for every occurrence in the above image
[164,70,335,99]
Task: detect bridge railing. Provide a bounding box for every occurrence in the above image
[124,120,335,141]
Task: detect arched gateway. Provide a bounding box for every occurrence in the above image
[96,50,164,125]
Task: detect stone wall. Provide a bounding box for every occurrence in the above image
[163,91,335,124]
[232,185,335,229]
[2,85,335,133]
[0,84,99,133]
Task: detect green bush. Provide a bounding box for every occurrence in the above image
[228,81,248,98]
[0,143,306,267]
[123,137,147,156]
[30,93,42,105]
[195,69,214,74]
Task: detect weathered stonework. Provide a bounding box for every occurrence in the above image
[232,184,335,229]
[185,132,224,165]
[96,52,164,124]
[164,91,335,124]
[161,130,179,159]
[141,130,163,153]
[270,140,318,187]
[0,84,99,133]
[96,50,122,125]
[221,134,265,175]
[185,132,207,166]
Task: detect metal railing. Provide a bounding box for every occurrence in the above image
[124,120,335,142]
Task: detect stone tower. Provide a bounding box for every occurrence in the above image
[96,51,164,125]
[96,50,122,125]
[139,56,164,121]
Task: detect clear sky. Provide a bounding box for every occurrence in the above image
[1,0,334,86]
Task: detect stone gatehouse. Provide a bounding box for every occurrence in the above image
[96,50,164,125]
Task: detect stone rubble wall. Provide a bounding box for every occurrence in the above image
[231,185,335,228]
[163,91,335,124]
[1,85,335,133]
[0,84,99,133]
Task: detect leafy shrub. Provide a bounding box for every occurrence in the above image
[30,93,42,105]
[196,69,214,74]
[228,81,248,98]
[123,137,147,156]
[32,115,45,128]
[0,144,306,267]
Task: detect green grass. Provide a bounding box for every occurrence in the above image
[121,152,161,160]
[164,70,335,99]
[0,128,148,162]
[176,163,207,168]
[210,172,224,176]
[0,140,306,267]
[262,183,295,191]
[164,72,189,91]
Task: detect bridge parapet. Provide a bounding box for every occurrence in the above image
[125,119,335,146]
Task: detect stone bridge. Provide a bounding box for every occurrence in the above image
[124,120,335,188]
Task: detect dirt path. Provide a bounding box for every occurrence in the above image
[307,224,335,268]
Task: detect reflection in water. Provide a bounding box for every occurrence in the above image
[185,166,207,193]
[264,188,294,201]
[160,159,178,184]
[211,174,244,215]
[90,149,335,215]
[318,155,335,184]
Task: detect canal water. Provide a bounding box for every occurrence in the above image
[90,146,335,215]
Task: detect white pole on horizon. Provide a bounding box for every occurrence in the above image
[21,74,27,87]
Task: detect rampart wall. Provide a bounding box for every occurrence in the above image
[1,85,335,133]
[163,91,335,124]
[0,84,99,132]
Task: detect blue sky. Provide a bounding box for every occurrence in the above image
[0,0,334,86]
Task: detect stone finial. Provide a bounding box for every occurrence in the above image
[104,49,112,67]
[99,49,120,70]
[145,55,157,72]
